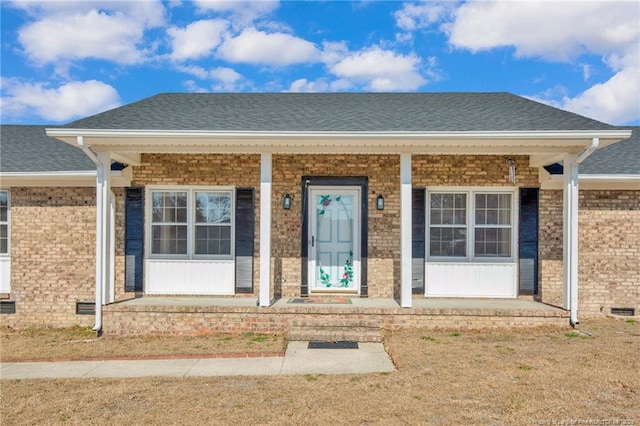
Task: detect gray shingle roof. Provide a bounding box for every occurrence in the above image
[580,126,640,175]
[0,125,95,173]
[64,92,614,132]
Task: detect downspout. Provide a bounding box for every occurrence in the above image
[76,136,104,332]
[567,137,600,326]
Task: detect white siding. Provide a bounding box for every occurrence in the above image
[425,263,517,298]
[145,260,235,295]
[0,258,10,293]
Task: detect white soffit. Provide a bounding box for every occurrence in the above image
[0,168,132,188]
[46,129,632,156]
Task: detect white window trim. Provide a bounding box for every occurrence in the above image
[426,187,518,263]
[146,186,235,261]
[0,190,9,257]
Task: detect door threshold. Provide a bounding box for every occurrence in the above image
[310,290,359,295]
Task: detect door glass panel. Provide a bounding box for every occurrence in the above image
[314,193,355,289]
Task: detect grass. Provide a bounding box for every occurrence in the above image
[0,327,286,361]
[1,318,639,425]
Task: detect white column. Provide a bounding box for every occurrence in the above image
[107,189,116,304]
[259,153,272,307]
[400,153,413,307]
[95,151,111,329]
[562,154,579,325]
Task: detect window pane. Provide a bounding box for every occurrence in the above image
[431,194,442,209]
[152,192,187,224]
[429,227,466,257]
[152,225,187,254]
[0,192,7,222]
[195,225,231,255]
[475,193,511,225]
[475,228,511,257]
[0,225,6,254]
[430,193,466,226]
[430,209,442,225]
[442,194,453,208]
[195,192,231,224]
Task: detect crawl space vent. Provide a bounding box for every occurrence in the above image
[611,307,635,317]
[76,302,95,315]
[0,301,16,314]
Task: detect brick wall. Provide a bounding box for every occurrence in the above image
[538,189,640,317]
[0,188,103,327]
[132,154,540,300]
[102,304,569,336]
[273,154,400,298]
[413,155,538,187]
[7,155,635,329]
[132,153,262,295]
[539,190,564,308]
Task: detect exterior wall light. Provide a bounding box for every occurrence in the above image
[377,194,384,210]
[283,193,292,210]
[508,158,516,184]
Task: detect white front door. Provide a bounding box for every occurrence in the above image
[309,187,360,293]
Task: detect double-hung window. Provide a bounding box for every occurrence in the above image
[149,187,233,259]
[428,189,514,261]
[0,191,8,255]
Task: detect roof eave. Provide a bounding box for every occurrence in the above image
[0,169,132,188]
[46,128,632,155]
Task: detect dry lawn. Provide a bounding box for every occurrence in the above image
[0,326,286,361]
[1,318,639,425]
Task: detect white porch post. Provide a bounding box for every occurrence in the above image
[259,153,272,307]
[95,151,111,329]
[562,154,579,325]
[400,153,412,307]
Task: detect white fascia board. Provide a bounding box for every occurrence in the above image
[0,168,131,188]
[46,128,632,151]
[578,174,640,181]
[540,172,640,190]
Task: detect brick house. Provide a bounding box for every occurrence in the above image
[1,93,637,333]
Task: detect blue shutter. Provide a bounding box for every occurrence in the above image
[519,188,539,295]
[235,188,254,293]
[412,188,426,294]
[124,187,144,293]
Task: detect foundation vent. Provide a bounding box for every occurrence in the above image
[0,301,16,314]
[611,307,635,317]
[76,302,95,315]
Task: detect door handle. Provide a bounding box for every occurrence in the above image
[311,236,315,247]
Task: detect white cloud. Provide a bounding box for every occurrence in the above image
[178,66,246,92]
[168,19,228,61]
[217,28,320,66]
[319,41,350,67]
[15,1,166,66]
[193,0,279,27]
[1,79,121,122]
[286,78,352,93]
[394,2,452,32]
[446,1,638,61]
[440,0,640,124]
[210,67,244,91]
[329,47,426,91]
[533,64,640,125]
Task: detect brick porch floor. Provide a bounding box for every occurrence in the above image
[101,297,569,338]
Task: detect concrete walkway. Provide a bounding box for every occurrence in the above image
[0,342,395,380]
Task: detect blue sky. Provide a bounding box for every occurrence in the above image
[1,1,639,126]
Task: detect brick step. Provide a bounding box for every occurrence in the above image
[288,325,381,342]
[289,318,381,328]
